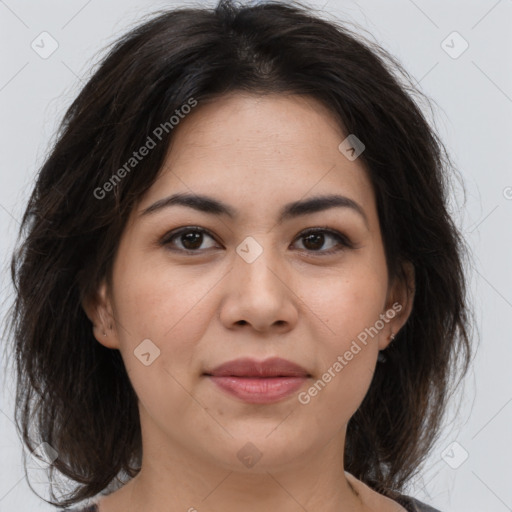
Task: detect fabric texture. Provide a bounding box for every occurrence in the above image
[64,492,442,512]
[400,495,443,511]
[388,490,443,512]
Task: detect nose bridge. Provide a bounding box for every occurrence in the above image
[220,234,297,331]
[234,234,284,298]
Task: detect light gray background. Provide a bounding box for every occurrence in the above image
[1,1,511,511]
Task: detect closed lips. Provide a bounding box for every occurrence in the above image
[205,357,311,378]
[204,357,311,404]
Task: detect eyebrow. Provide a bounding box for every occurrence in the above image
[139,192,369,228]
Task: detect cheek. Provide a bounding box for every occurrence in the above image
[299,295,380,425]
[302,361,374,430]
[111,254,216,346]
[110,266,213,429]
[304,260,388,348]
[296,263,386,414]
[109,259,221,421]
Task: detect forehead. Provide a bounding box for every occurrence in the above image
[137,93,377,226]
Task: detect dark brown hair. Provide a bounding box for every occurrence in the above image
[5,0,473,507]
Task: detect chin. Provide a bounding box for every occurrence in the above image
[203,431,315,473]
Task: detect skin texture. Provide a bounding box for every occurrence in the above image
[83,93,414,512]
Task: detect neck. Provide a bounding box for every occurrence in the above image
[98,424,366,512]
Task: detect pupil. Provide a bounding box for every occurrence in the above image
[182,231,202,249]
[304,233,324,250]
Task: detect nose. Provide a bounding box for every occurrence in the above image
[218,241,299,334]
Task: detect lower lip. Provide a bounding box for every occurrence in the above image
[207,376,308,404]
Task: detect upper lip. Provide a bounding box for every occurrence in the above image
[205,357,311,378]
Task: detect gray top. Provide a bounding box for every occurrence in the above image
[393,494,442,512]
[66,493,442,512]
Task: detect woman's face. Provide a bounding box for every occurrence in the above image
[88,92,412,472]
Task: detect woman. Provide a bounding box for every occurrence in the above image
[6,1,472,511]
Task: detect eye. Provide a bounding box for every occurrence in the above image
[160,226,219,253]
[160,226,354,255]
[292,227,354,255]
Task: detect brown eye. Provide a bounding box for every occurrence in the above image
[302,232,326,251]
[161,227,219,253]
[179,231,204,250]
[293,228,354,255]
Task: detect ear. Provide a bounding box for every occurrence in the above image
[378,260,415,351]
[81,280,119,349]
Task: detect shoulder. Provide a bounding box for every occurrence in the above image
[391,492,444,512]
[63,506,98,512]
[344,472,443,512]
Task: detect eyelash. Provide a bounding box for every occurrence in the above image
[159,226,355,256]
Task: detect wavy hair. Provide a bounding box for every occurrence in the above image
[4,0,473,507]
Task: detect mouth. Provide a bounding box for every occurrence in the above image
[203,357,311,404]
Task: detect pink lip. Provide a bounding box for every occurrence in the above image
[204,357,310,404]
